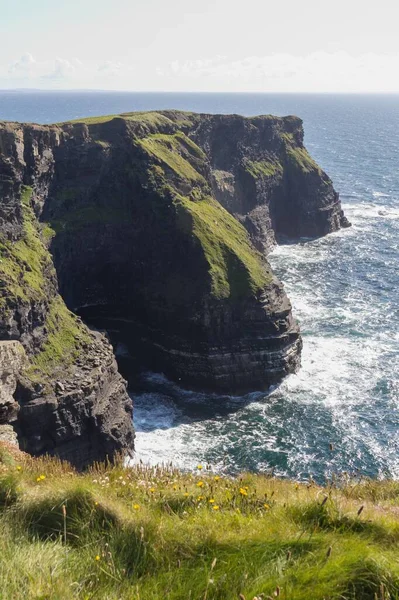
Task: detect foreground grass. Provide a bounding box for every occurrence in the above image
[0,445,398,599]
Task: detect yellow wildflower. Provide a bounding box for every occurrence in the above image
[197,481,204,487]
[36,475,46,482]
[173,485,177,490]
[209,498,215,504]
[149,487,155,493]
[197,465,203,470]
[264,503,270,510]
[214,475,220,481]
[197,496,203,501]
[213,505,220,510]
[133,504,140,510]
[95,555,100,561]
[184,492,189,497]
[239,488,248,496]
[16,466,22,472]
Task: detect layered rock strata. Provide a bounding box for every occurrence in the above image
[0,110,349,462]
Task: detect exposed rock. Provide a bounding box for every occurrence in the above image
[15,331,133,467]
[55,381,64,394]
[0,341,26,425]
[0,110,349,463]
[185,112,350,253]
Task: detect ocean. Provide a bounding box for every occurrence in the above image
[1,91,398,482]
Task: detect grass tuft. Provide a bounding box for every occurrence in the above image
[0,446,398,599]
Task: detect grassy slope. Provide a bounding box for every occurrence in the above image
[1,445,398,600]
[176,195,271,299]
[136,130,271,299]
[25,294,91,383]
[0,186,53,313]
[243,158,283,179]
[0,185,92,384]
[281,132,323,175]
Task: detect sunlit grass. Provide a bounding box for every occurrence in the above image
[0,444,398,599]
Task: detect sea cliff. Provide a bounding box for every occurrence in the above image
[0,110,349,465]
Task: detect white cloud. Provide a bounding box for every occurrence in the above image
[2,51,399,91]
[8,53,36,75]
[42,58,76,80]
[98,61,124,76]
[159,52,399,92]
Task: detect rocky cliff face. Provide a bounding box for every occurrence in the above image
[0,110,348,464]
[185,112,350,253]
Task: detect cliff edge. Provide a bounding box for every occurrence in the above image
[0,110,349,464]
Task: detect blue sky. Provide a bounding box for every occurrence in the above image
[1,0,399,91]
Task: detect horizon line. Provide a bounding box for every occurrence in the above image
[1,88,399,95]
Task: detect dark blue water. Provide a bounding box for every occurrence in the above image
[2,92,398,481]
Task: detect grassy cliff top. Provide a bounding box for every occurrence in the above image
[57,109,302,130]
[1,444,398,599]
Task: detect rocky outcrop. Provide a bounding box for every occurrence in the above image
[0,341,25,443]
[184,113,350,253]
[0,124,134,467]
[0,110,348,462]
[16,331,133,467]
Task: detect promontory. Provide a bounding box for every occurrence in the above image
[0,110,349,466]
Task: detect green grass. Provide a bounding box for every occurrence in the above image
[25,295,91,382]
[0,186,54,311]
[139,133,207,184]
[281,133,322,175]
[62,111,175,129]
[175,195,271,299]
[0,185,93,384]
[243,158,283,179]
[286,146,322,174]
[0,447,398,600]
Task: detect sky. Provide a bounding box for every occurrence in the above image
[1,0,399,92]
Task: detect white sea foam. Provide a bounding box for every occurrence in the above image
[372,191,391,198]
[131,193,399,480]
[344,202,399,221]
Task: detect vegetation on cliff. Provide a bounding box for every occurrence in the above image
[0,186,54,315]
[282,132,323,175]
[136,126,272,300]
[243,158,283,179]
[0,444,398,600]
[139,133,207,184]
[25,295,91,383]
[0,185,94,384]
[176,195,271,299]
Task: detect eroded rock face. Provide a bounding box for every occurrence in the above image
[0,110,348,462]
[0,124,134,467]
[0,341,25,443]
[187,113,350,253]
[16,332,133,466]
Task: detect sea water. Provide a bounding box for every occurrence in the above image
[1,91,398,481]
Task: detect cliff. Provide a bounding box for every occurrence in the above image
[0,110,349,465]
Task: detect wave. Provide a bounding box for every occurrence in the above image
[129,195,399,482]
[343,202,399,221]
